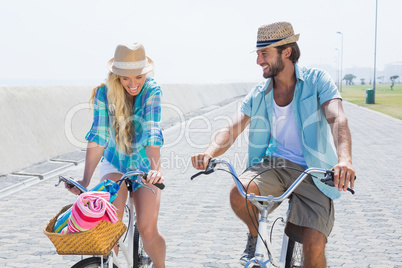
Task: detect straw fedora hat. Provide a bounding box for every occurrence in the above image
[107,43,154,76]
[255,22,300,51]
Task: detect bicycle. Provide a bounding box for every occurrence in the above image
[191,158,355,268]
[55,170,165,268]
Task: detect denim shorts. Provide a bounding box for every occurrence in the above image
[240,157,334,243]
[100,158,123,179]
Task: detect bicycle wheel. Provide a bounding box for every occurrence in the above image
[71,257,118,268]
[285,238,303,268]
[133,223,152,268]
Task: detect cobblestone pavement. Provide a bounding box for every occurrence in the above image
[0,99,401,268]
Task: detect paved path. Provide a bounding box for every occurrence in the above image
[0,99,402,268]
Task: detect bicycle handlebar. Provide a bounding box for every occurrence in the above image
[56,170,165,194]
[191,158,354,203]
[118,170,165,190]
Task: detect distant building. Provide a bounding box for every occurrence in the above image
[384,62,402,83]
[341,62,401,85]
[304,62,401,87]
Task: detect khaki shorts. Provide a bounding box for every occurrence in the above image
[240,157,334,243]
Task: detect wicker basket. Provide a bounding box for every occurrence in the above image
[43,204,127,255]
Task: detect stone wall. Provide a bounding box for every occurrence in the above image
[0,82,255,174]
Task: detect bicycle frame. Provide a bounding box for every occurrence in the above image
[107,189,136,268]
[192,159,331,268]
[107,170,156,268]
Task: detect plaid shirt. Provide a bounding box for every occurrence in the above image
[86,78,164,173]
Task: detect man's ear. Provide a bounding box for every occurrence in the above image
[283,47,292,58]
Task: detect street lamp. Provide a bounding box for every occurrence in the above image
[373,0,378,103]
[336,31,343,92]
[335,48,340,88]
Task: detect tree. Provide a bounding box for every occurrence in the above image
[390,75,399,90]
[343,74,356,85]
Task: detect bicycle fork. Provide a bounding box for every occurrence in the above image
[109,191,135,268]
[122,191,135,267]
[246,202,290,268]
[246,206,278,268]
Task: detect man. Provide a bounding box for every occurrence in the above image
[191,22,355,267]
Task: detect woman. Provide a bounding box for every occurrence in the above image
[67,43,166,267]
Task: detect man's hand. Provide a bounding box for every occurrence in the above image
[191,153,213,170]
[332,161,355,192]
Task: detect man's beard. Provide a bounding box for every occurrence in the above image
[263,54,285,79]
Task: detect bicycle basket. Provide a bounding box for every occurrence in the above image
[43,204,127,255]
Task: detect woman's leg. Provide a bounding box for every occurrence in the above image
[133,184,166,268]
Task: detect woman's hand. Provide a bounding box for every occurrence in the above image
[64,179,87,195]
[146,170,164,185]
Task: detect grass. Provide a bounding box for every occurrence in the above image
[339,83,402,120]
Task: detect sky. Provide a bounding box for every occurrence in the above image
[0,0,400,86]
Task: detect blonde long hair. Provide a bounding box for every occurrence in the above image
[90,72,135,154]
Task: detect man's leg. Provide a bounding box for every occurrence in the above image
[229,179,260,236]
[230,179,260,264]
[230,159,284,235]
[302,227,327,268]
[230,159,286,265]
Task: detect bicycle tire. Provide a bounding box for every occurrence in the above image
[71,257,118,268]
[133,223,141,267]
[285,238,303,268]
[133,223,152,268]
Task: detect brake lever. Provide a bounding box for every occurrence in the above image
[56,176,87,193]
[55,176,72,188]
[136,174,165,194]
[191,158,217,180]
[190,166,216,180]
[191,170,207,180]
[143,184,156,194]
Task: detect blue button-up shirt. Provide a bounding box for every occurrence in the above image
[240,64,342,199]
[86,78,164,173]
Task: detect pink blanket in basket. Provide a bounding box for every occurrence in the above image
[62,191,119,234]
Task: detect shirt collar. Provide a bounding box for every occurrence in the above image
[264,79,274,95]
[294,63,305,82]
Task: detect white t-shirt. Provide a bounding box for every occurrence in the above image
[269,99,307,167]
